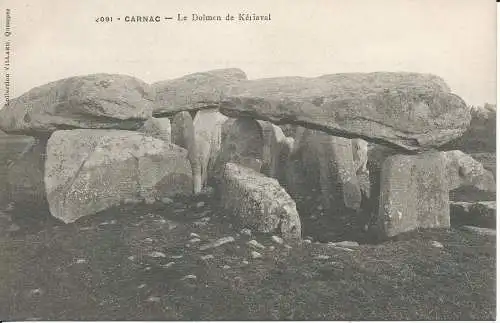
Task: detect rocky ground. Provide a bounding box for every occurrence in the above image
[0,192,495,321]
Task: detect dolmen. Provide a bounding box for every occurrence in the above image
[200,72,487,238]
[0,69,493,241]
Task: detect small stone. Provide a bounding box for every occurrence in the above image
[303,239,312,244]
[181,274,197,280]
[144,266,152,271]
[161,197,173,204]
[240,228,252,236]
[328,241,359,248]
[161,262,175,268]
[271,235,284,244]
[190,232,200,238]
[148,251,166,258]
[75,258,87,264]
[201,186,214,195]
[251,251,262,259]
[189,238,201,244]
[247,239,266,250]
[167,221,178,230]
[193,217,211,227]
[431,241,444,248]
[6,223,20,232]
[147,296,161,303]
[200,255,214,261]
[316,205,323,211]
[314,255,330,260]
[109,219,117,224]
[223,265,231,270]
[144,238,153,243]
[268,246,275,251]
[185,243,191,248]
[196,201,205,208]
[171,255,183,259]
[199,236,235,251]
[145,197,156,205]
[331,246,355,252]
[138,284,146,289]
[28,288,43,297]
[242,260,249,265]
[127,256,135,261]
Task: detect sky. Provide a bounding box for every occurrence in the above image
[0,0,496,107]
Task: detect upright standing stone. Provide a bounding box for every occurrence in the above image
[0,133,36,207]
[217,117,264,173]
[352,138,369,176]
[296,129,362,212]
[192,109,228,190]
[257,121,287,179]
[171,111,199,193]
[377,152,450,238]
[7,137,48,206]
[139,117,171,142]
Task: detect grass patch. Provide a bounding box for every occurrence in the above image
[0,199,495,320]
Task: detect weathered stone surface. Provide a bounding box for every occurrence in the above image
[450,201,495,228]
[442,104,496,153]
[171,111,194,149]
[212,72,470,152]
[444,150,496,192]
[377,152,450,238]
[0,133,36,206]
[171,111,199,192]
[138,117,171,142]
[469,153,496,178]
[0,74,154,135]
[192,109,228,192]
[352,138,369,176]
[257,121,289,179]
[7,138,48,206]
[216,117,264,174]
[45,130,193,223]
[294,128,362,212]
[152,68,247,116]
[275,136,294,184]
[218,163,301,239]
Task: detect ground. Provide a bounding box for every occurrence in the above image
[0,194,496,321]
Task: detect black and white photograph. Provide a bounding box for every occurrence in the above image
[0,0,496,320]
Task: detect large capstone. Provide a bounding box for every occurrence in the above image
[210,72,469,152]
[0,74,154,135]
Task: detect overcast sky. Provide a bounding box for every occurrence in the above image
[0,0,496,107]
